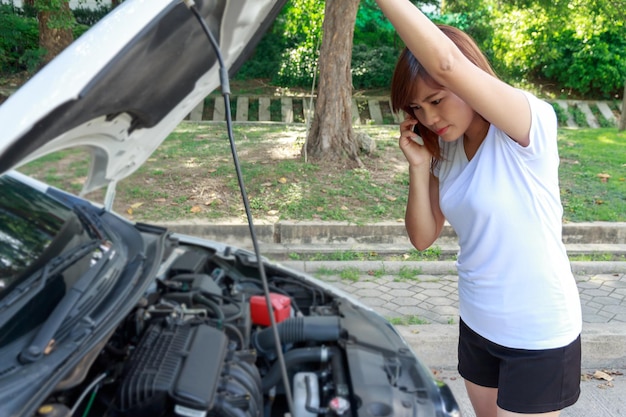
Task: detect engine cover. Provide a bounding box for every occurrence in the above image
[116,322,228,417]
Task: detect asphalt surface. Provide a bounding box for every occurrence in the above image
[161,220,626,417]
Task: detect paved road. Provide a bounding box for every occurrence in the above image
[280,260,626,417]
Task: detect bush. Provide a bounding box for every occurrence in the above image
[0,5,39,73]
[539,27,626,99]
[489,4,626,99]
[235,31,285,80]
[72,5,112,26]
[273,44,319,87]
[351,44,398,89]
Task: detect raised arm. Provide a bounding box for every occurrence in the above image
[376,0,532,146]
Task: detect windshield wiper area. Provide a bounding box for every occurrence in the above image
[19,243,115,364]
[0,240,101,313]
[73,204,107,241]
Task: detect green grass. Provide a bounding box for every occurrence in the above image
[395,266,423,281]
[569,253,626,262]
[558,128,626,222]
[339,268,360,281]
[16,125,626,224]
[388,315,429,325]
[569,105,588,127]
[306,250,380,261]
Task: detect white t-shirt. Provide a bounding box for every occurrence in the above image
[435,91,582,349]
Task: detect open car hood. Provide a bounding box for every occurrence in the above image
[0,0,285,195]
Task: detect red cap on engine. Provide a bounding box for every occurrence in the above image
[250,293,291,326]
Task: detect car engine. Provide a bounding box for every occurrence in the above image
[36,239,456,417]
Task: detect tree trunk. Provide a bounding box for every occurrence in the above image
[618,81,626,132]
[38,0,74,66]
[304,0,362,167]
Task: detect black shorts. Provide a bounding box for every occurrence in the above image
[458,319,581,414]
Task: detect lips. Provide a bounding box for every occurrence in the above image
[436,126,449,136]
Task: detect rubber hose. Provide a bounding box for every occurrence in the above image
[253,316,340,357]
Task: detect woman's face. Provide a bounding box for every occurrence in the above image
[408,76,476,142]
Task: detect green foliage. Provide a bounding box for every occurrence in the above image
[0,2,112,75]
[72,4,112,26]
[274,44,320,87]
[34,0,76,30]
[273,1,324,87]
[488,0,626,98]
[0,5,39,73]
[237,0,438,89]
[539,26,626,98]
[431,2,496,65]
[237,0,324,86]
[353,0,398,47]
[73,23,90,39]
[3,0,624,98]
[19,48,47,72]
[551,102,567,126]
[351,45,397,89]
[238,0,626,97]
[234,29,284,80]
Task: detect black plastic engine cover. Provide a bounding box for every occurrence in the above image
[117,322,228,417]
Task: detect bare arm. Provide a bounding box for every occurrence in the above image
[399,118,445,250]
[405,165,444,250]
[376,0,532,146]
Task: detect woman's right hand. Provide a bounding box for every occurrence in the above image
[398,117,432,167]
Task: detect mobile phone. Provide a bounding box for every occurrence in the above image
[411,124,424,146]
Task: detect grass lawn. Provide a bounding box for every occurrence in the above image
[18,124,626,224]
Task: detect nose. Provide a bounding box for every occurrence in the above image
[421,107,440,127]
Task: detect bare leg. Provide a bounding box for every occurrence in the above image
[465,379,562,417]
[464,379,497,417]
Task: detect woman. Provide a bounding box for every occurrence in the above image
[375,1,582,416]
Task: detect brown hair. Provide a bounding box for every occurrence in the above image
[390,25,497,163]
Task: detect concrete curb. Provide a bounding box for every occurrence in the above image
[395,323,626,370]
[159,221,626,247]
[278,260,626,275]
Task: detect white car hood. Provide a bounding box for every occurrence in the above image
[0,0,285,195]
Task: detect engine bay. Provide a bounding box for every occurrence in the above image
[36,236,453,417]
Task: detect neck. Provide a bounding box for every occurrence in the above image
[463,117,490,161]
[464,116,490,144]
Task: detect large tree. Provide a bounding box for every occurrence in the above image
[304,0,363,167]
[35,0,75,65]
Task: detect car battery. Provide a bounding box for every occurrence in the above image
[250,293,291,326]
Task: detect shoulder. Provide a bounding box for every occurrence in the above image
[507,91,557,155]
[520,90,557,131]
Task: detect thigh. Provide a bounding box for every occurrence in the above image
[465,379,498,417]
